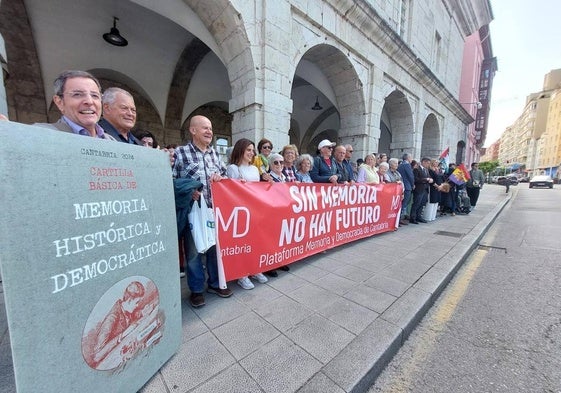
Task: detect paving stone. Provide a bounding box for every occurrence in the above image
[318,297,379,335]
[232,282,283,309]
[288,283,341,311]
[343,284,397,314]
[297,371,345,393]
[254,295,313,332]
[213,312,280,360]
[380,286,432,339]
[331,264,376,283]
[322,318,402,392]
[266,272,309,293]
[190,363,262,393]
[158,332,235,392]
[285,314,355,364]
[313,273,356,296]
[192,294,251,329]
[240,335,322,393]
[364,274,411,297]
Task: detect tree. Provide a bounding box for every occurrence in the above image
[478,160,499,175]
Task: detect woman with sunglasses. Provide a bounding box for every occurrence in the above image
[267,153,287,182]
[263,152,291,277]
[226,138,269,290]
[310,139,340,184]
[254,138,274,182]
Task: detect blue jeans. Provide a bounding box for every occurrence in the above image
[401,190,412,218]
[183,231,220,293]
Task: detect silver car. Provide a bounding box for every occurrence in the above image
[529,175,554,189]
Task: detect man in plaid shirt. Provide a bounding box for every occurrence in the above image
[173,115,232,307]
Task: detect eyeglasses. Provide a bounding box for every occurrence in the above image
[62,91,102,101]
[324,146,333,150]
[273,160,284,165]
[348,150,353,153]
[262,146,272,150]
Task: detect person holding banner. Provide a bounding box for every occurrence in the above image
[254,138,274,182]
[173,115,233,308]
[295,154,314,183]
[226,138,270,289]
[281,145,302,182]
[357,154,380,184]
[310,139,340,184]
[268,153,288,182]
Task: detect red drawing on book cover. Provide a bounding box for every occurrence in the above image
[82,276,165,371]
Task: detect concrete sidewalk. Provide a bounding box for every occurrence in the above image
[0,185,511,393]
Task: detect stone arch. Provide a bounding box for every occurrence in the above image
[0,0,47,123]
[382,90,415,159]
[165,40,211,131]
[420,113,441,159]
[184,1,256,111]
[292,44,366,153]
[300,106,339,154]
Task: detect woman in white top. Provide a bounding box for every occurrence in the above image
[226,138,268,289]
[357,154,380,184]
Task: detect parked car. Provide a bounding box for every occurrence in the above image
[497,175,518,186]
[518,176,530,183]
[529,175,554,188]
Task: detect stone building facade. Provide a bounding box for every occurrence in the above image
[498,69,561,178]
[0,0,492,161]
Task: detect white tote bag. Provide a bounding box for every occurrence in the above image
[188,197,216,253]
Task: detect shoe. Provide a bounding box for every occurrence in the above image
[409,220,419,224]
[207,286,233,297]
[179,271,186,278]
[265,270,278,277]
[451,212,456,216]
[279,265,290,271]
[237,277,254,290]
[251,273,268,283]
[399,220,408,226]
[417,218,428,223]
[189,293,205,308]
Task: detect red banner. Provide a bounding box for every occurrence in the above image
[212,180,403,286]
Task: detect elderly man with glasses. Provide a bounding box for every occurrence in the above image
[34,70,114,140]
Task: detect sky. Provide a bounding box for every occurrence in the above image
[484,0,561,147]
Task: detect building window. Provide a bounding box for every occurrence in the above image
[433,31,441,72]
[399,0,411,41]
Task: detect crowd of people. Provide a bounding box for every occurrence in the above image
[1,69,486,309]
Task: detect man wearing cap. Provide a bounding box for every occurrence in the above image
[310,139,340,184]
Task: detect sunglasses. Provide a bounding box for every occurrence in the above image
[262,146,273,150]
[324,146,333,150]
[273,160,284,165]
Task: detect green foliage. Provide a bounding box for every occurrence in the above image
[478,160,499,174]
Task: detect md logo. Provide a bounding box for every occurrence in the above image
[391,195,401,210]
[215,206,250,238]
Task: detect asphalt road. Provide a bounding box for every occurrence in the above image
[369,185,561,393]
